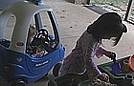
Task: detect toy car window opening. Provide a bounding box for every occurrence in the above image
[26,11,57,57]
[0,14,15,48]
[27,29,55,56]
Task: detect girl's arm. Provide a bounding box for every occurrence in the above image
[96,47,116,60]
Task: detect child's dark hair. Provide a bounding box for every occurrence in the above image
[87,12,127,46]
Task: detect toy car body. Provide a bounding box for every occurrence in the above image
[0,0,65,84]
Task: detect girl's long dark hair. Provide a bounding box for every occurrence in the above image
[87,12,127,46]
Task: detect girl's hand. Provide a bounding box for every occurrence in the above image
[104,51,116,61]
[97,73,109,82]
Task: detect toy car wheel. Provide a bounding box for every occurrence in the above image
[53,63,62,77]
[10,79,26,86]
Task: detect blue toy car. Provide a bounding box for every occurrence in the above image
[0,0,65,85]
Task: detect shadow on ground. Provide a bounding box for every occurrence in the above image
[84,5,108,14]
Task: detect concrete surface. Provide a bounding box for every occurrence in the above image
[43,0,134,64]
[1,0,134,85]
[39,0,134,85]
